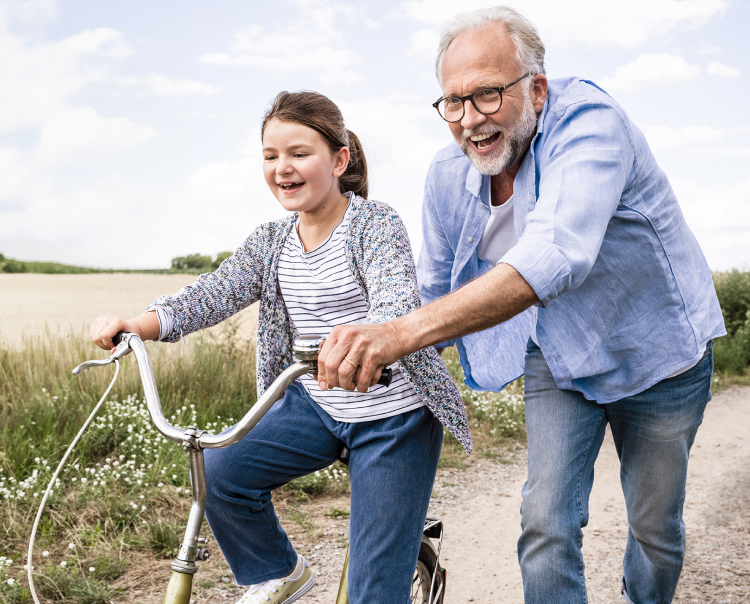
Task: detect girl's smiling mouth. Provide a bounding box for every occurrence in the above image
[279,182,304,192]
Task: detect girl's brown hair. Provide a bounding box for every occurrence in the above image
[261,91,368,199]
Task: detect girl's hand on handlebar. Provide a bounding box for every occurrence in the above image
[90,315,142,351]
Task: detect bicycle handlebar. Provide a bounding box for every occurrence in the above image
[78,332,392,450]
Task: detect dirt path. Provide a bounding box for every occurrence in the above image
[167,385,749,604]
[425,385,750,603]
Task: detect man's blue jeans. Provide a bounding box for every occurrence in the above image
[202,382,443,604]
[518,340,713,604]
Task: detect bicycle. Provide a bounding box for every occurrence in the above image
[64,332,446,604]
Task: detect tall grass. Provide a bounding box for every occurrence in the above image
[0,318,256,477]
[0,319,258,603]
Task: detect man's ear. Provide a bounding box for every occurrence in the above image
[531,74,548,113]
[333,146,350,177]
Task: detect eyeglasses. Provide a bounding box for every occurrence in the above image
[432,73,532,123]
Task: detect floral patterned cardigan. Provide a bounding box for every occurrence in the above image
[149,194,472,453]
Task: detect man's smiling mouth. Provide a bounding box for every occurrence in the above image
[470,132,501,150]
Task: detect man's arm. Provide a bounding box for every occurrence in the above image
[317,262,537,392]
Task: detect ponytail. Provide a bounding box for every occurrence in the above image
[340,129,368,199]
[261,91,370,199]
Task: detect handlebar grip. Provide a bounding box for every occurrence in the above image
[112,332,125,346]
[376,368,392,387]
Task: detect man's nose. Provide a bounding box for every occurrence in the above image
[460,99,486,130]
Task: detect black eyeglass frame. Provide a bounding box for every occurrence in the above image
[432,73,533,123]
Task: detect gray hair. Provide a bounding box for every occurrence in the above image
[435,6,546,86]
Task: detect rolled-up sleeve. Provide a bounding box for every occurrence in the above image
[501,102,634,306]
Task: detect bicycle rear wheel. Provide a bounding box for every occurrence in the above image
[411,542,444,604]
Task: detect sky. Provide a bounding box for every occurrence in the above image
[0,0,748,270]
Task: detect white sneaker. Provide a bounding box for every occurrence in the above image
[236,555,315,604]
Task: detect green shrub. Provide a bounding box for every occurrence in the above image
[713,310,750,374]
[171,253,213,271]
[2,259,27,273]
[713,269,750,374]
[714,269,750,335]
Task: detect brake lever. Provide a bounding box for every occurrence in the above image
[72,337,132,375]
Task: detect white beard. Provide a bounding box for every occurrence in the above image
[459,90,538,176]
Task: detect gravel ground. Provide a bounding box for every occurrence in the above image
[115,386,750,603]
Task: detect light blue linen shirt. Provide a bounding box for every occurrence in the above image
[417,76,725,404]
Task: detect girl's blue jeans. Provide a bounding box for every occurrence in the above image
[203,382,443,604]
[519,339,713,604]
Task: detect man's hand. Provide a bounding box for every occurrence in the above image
[317,322,406,392]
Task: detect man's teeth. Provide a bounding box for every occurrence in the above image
[470,132,499,149]
[470,132,494,142]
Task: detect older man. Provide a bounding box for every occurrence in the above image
[318,6,726,604]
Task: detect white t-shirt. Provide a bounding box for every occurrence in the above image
[477,193,517,265]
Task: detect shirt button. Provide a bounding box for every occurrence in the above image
[467,237,473,243]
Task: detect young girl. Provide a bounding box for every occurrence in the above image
[90,91,471,604]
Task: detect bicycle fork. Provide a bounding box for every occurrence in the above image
[164,443,211,604]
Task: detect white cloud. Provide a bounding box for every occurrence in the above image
[119,73,219,96]
[598,53,699,91]
[0,27,133,132]
[199,0,364,85]
[707,61,739,78]
[673,177,750,270]
[0,146,33,210]
[644,125,723,151]
[36,107,156,163]
[403,0,728,49]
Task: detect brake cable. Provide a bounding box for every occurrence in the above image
[27,360,120,604]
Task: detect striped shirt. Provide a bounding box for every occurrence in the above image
[278,203,424,422]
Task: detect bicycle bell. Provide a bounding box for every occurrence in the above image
[293,335,326,367]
